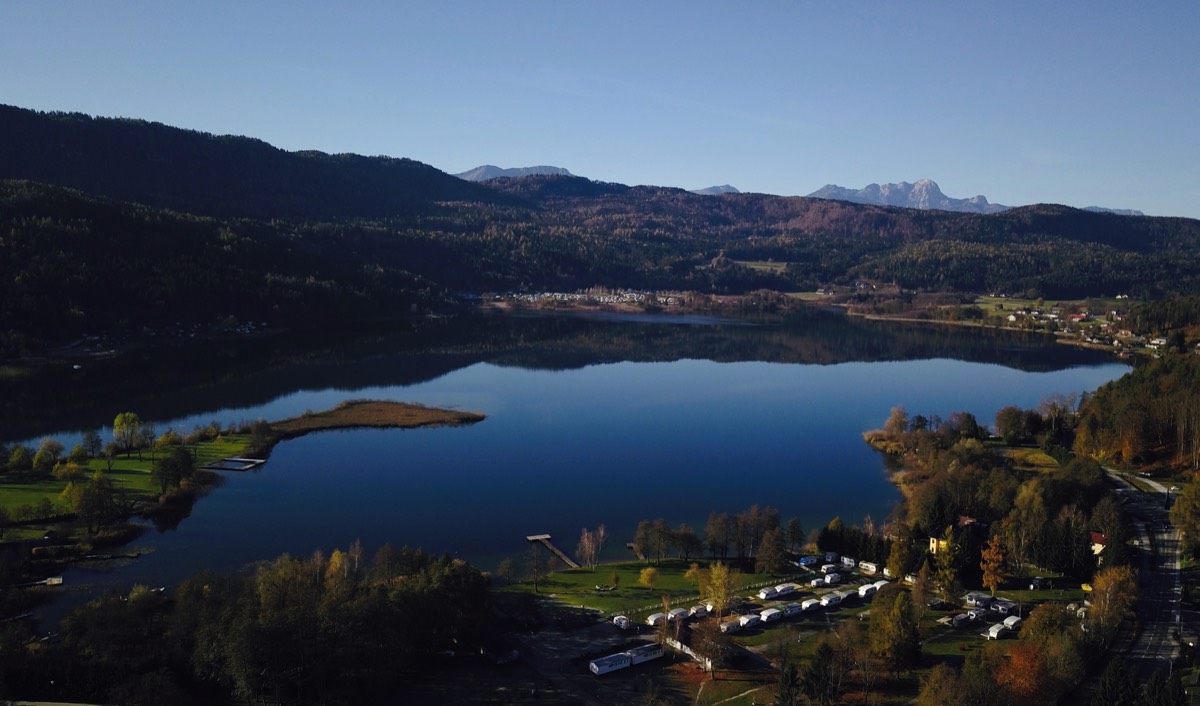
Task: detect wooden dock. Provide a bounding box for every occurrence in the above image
[526,534,580,569]
[626,542,646,561]
[201,457,267,472]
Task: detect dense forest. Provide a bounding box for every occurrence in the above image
[4,104,1200,357]
[0,544,492,705]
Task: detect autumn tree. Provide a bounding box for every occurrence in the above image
[934,525,962,602]
[702,561,738,618]
[1086,564,1138,648]
[917,663,964,706]
[150,446,194,494]
[705,512,730,558]
[980,534,1006,596]
[786,517,804,552]
[995,641,1052,705]
[869,585,920,674]
[755,527,788,575]
[886,523,918,579]
[676,522,702,560]
[633,519,652,562]
[639,566,659,589]
[1170,480,1200,557]
[576,527,598,569]
[112,412,144,458]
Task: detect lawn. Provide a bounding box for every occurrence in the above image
[499,559,807,620]
[0,434,251,519]
[1004,446,1061,473]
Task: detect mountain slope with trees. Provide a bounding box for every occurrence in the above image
[4,104,1200,357]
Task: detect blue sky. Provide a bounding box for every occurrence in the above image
[2,2,1197,217]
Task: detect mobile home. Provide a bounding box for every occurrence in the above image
[774,582,800,596]
[646,612,667,627]
[758,586,779,600]
[820,593,842,607]
[626,643,664,665]
[801,598,821,612]
[667,608,689,623]
[986,623,1009,640]
[738,614,761,628]
[781,602,803,617]
[590,652,632,675]
[859,561,878,575]
[858,583,877,599]
[720,619,742,634]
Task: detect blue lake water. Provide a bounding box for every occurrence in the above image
[1,311,1130,622]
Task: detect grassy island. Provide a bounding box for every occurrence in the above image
[270,399,484,439]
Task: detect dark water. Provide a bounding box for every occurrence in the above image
[1,310,1128,623]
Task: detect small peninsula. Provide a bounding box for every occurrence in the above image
[250,399,486,455]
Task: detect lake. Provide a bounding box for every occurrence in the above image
[0,309,1128,621]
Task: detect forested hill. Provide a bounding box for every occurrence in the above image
[4,105,1200,358]
[0,104,506,220]
[0,180,451,356]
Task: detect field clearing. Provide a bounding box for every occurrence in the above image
[1005,447,1061,472]
[732,260,787,273]
[499,559,804,619]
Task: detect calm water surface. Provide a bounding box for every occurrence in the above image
[3,312,1128,623]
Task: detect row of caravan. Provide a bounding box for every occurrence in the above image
[757,582,802,601]
[720,579,892,633]
[589,643,665,675]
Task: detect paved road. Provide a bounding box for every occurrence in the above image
[1107,470,1183,678]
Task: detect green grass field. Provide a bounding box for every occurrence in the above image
[0,434,251,520]
[1004,447,1061,472]
[499,558,806,619]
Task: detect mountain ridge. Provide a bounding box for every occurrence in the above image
[807,178,1143,216]
[455,165,574,181]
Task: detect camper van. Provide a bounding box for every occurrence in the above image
[858,583,877,599]
[781,602,804,617]
[820,592,842,607]
[774,582,800,597]
[758,586,778,600]
[987,623,1009,640]
[801,598,821,612]
[667,608,690,623]
[613,615,631,630]
[859,561,878,575]
[738,614,760,628]
[820,563,838,575]
[760,608,783,623]
[646,612,667,627]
